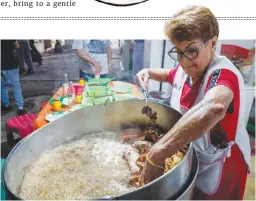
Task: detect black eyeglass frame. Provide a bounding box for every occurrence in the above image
[168,40,208,61]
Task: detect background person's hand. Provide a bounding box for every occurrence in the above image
[92,62,102,73]
[134,69,150,90]
[108,64,113,76]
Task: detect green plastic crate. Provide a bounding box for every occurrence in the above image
[82,96,114,106]
[110,85,132,94]
[87,86,109,91]
[115,94,137,101]
[87,82,110,87]
[86,85,110,97]
[87,78,112,82]
[86,77,114,86]
[86,90,109,97]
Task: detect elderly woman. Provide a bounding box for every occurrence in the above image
[135,6,251,200]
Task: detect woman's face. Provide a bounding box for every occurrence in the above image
[172,38,217,78]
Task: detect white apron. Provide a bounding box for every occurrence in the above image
[170,55,251,195]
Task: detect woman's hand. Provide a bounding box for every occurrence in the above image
[134,68,170,89]
[139,157,164,185]
[139,145,167,184]
[134,69,150,89]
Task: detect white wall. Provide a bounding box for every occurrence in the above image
[148,40,164,92]
[161,40,177,94]
[147,40,177,94]
[143,40,151,69]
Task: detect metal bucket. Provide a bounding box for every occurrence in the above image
[3,99,195,200]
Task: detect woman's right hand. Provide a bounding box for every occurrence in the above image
[134,69,150,90]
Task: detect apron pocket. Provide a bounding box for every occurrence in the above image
[195,159,224,195]
[195,148,227,195]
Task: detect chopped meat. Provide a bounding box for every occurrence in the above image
[122,104,189,188]
[141,106,157,124]
[119,128,145,143]
[142,125,163,143]
[132,141,153,154]
[123,147,140,174]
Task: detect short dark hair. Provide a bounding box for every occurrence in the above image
[165,5,219,43]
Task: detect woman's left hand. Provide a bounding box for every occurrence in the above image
[139,158,164,185]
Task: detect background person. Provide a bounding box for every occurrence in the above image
[1,40,27,115]
[17,40,34,75]
[72,40,112,81]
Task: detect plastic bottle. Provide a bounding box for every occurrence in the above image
[67,81,75,105]
[95,71,100,79]
[63,73,69,96]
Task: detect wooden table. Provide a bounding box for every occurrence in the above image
[33,81,143,130]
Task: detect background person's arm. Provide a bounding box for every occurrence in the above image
[13,40,20,49]
[72,40,101,72]
[107,44,112,74]
[75,49,96,65]
[147,85,234,165]
[72,40,96,65]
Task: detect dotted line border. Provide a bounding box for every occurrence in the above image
[0,17,256,20]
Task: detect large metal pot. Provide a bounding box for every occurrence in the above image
[3,99,195,200]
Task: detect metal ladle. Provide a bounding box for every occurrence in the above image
[142,88,148,105]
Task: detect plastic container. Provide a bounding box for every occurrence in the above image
[62,73,69,95]
[110,85,132,94]
[86,86,110,97]
[87,78,114,86]
[87,90,109,97]
[95,72,100,79]
[75,95,83,104]
[53,99,62,111]
[81,96,114,106]
[78,78,85,86]
[67,81,75,105]
[115,94,137,101]
[73,84,85,95]
[87,86,109,91]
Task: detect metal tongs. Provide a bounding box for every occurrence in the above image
[142,88,148,105]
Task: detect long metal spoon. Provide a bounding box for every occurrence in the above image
[142,88,148,105]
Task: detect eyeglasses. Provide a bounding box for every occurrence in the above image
[168,40,208,61]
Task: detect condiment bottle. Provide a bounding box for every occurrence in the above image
[53,99,62,111]
[79,78,85,86]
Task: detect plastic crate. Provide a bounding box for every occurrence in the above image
[110,85,132,94]
[87,82,110,87]
[86,90,110,97]
[87,86,109,91]
[115,94,137,101]
[86,85,110,97]
[86,78,114,86]
[82,96,114,106]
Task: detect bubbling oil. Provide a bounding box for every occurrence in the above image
[19,132,136,200]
